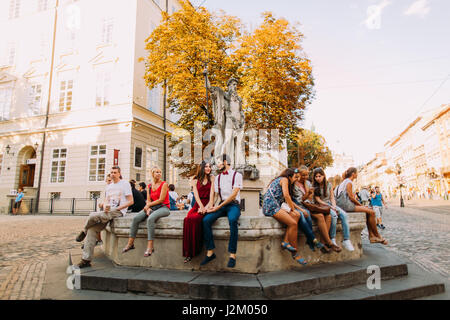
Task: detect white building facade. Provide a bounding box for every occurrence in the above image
[0,0,186,213]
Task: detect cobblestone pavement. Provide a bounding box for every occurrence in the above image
[363,201,450,279]
[0,215,85,300]
[1,201,449,300]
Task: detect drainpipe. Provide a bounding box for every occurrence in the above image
[163,0,169,181]
[35,0,59,213]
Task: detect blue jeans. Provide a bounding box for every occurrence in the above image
[296,208,316,243]
[203,203,241,254]
[329,206,350,241]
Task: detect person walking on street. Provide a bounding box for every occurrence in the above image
[359,187,371,206]
[12,188,24,215]
[371,186,387,230]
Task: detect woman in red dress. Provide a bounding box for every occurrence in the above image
[183,161,215,263]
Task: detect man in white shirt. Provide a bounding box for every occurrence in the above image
[201,154,243,268]
[75,166,133,268]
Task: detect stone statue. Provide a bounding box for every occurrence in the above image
[204,69,245,168]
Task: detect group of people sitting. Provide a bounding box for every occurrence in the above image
[74,155,387,269]
[263,166,388,265]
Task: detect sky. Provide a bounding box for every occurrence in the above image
[198,0,450,165]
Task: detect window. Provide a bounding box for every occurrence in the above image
[5,42,16,66]
[0,87,13,121]
[0,154,3,175]
[89,191,101,200]
[101,18,114,44]
[95,66,111,107]
[37,0,48,11]
[58,79,73,112]
[147,86,160,113]
[146,147,158,182]
[9,0,21,19]
[134,146,143,168]
[50,148,67,183]
[172,6,176,14]
[39,33,49,58]
[50,192,61,199]
[28,84,42,116]
[89,145,107,182]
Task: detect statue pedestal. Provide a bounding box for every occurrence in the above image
[103,211,366,274]
[240,179,264,217]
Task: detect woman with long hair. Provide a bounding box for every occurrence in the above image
[335,167,388,245]
[263,168,307,265]
[122,166,171,256]
[312,168,354,251]
[294,166,341,253]
[182,161,215,263]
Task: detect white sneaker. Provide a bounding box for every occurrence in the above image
[331,238,337,246]
[342,240,354,252]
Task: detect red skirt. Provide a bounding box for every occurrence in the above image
[182,201,207,258]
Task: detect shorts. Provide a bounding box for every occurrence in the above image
[14,201,22,209]
[373,206,383,219]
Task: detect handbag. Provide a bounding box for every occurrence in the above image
[302,201,331,215]
[150,204,165,211]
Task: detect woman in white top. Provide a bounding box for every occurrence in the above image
[335,167,387,245]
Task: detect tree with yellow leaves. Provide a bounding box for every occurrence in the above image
[143,1,315,174]
[234,12,314,140]
[288,129,334,170]
[143,0,241,130]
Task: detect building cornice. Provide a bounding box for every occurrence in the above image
[421,105,450,131]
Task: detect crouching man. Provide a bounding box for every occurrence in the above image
[75,166,133,268]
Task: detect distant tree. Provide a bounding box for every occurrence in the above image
[288,129,333,170]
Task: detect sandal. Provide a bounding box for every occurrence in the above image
[184,257,192,264]
[319,242,331,254]
[122,244,135,253]
[293,254,307,266]
[326,243,342,253]
[144,248,155,257]
[370,238,388,245]
[281,241,297,253]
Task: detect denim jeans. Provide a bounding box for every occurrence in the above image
[203,203,241,254]
[296,208,316,243]
[329,206,350,241]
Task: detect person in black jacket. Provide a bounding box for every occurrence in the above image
[138,182,147,201]
[129,180,146,213]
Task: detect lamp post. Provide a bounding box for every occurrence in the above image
[396,164,405,207]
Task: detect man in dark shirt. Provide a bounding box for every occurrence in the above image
[129,180,146,213]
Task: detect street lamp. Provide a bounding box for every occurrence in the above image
[396,163,405,207]
[5,144,14,156]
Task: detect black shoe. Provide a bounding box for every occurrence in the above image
[77,259,91,269]
[377,224,381,229]
[76,231,86,242]
[200,253,216,266]
[381,225,386,230]
[227,258,236,268]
